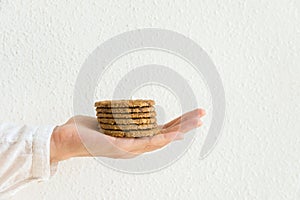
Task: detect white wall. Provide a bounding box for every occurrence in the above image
[0,0,300,199]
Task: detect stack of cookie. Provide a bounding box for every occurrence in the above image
[94,100,159,138]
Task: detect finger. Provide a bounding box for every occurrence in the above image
[122,131,181,154]
[110,116,201,154]
[131,117,200,152]
[133,132,185,154]
[136,119,201,153]
[150,131,182,146]
[162,109,205,129]
[167,109,205,127]
[138,132,184,153]
[161,118,203,134]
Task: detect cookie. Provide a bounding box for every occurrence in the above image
[97,118,157,125]
[95,99,155,108]
[96,107,155,114]
[96,112,156,119]
[99,128,160,138]
[99,123,157,131]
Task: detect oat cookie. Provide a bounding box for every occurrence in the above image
[99,123,157,130]
[95,99,155,108]
[96,107,155,114]
[97,118,157,125]
[96,112,156,119]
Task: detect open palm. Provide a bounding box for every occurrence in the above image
[51,109,206,162]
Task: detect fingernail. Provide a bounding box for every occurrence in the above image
[201,109,206,116]
[197,108,206,117]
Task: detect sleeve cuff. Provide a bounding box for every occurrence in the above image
[32,125,58,181]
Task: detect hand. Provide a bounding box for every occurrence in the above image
[50,109,206,163]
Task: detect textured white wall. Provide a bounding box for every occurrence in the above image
[0,0,300,199]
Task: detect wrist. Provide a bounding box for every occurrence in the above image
[50,126,74,164]
[50,123,87,164]
[50,126,61,164]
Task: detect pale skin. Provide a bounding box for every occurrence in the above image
[50,109,206,164]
